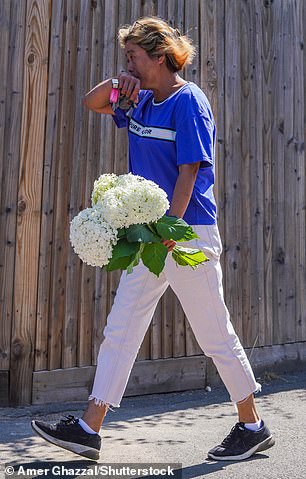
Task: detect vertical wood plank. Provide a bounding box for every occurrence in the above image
[11,0,50,404]
[0,0,22,371]
[100,0,121,345]
[223,0,243,339]
[183,0,203,357]
[90,0,109,365]
[142,0,156,17]
[157,0,167,19]
[282,0,296,343]
[215,0,226,278]
[0,0,10,225]
[61,0,84,369]
[172,291,186,358]
[272,2,288,345]
[150,300,162,360]
[199,0,226,358]
[130,0,143,22]
[200,0,220,227]
[283,0,305,344]
[251,0,272,347]
[76,0,95,367]
[296,0,306,342]
[167,0,184,34]
[35,0,65,371]
[239,0,255,348]
[109,0,129,341]
[48,0,78,370]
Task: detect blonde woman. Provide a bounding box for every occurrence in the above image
[32,17,274,462]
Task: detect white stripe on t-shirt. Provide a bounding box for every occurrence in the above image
[128,118,176,142]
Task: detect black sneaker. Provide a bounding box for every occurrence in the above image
[31,415,101,461]
[207,420,275,461]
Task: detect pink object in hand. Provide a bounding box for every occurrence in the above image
[110,88,119,103]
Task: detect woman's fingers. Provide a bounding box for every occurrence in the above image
[126,80,140,102]
[118,72,140,102]
[162,239,176,252]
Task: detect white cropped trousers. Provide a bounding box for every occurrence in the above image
[89,224,261,407]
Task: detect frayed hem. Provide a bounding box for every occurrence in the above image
[88,395,120,412]
[254,382,262,395]
[231,382,262,405]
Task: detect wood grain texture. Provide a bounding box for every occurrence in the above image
[61,0,83,369]
[1,0,305,405]
[0,0,23,372]
[224,0,244,340]
[298,0,306,342]
[76,1,94,368]
[11,0,50,404]
[48,0,76,371]
[35,0,64,372]
[0,371,9,406]
[32,341,306,404]
[237,0,256,348]
[253,1,272,347]
[90,0,109,366]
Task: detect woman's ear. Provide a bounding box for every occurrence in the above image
[157,54,166,66]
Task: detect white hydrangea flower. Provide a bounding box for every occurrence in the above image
[69,207,118,267]
[91,173,118,207]
[91,173,170,229]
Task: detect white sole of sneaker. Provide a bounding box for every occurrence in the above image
[207,435,275,461]
[31,421,100,461]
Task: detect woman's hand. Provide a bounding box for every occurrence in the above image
[118,72,140,104]
[162,239,176,252]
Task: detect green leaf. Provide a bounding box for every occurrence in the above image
[125,223,161,243]
[117,227,126,239]
[171,250,190,267]
[155,215,192,241]
[176,226,199,242]
[172,245,209,269]
[112,238,141,259]
[173,246,203,255]
[105,239,140,271]
[106,253,136,272]
[126,244,144,274]
[141,242,168,277]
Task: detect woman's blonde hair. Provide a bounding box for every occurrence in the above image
[118,16,196,72]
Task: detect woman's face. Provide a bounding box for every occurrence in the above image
[124,41,162,89]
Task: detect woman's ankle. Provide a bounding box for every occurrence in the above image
[81,399,109,432]
[237,393,260,423]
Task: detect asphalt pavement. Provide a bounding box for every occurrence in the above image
[0,370,305,479]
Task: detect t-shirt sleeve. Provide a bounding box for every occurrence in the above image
[112,108,129,128]
[112,89,148,129]
[176,97,216,168]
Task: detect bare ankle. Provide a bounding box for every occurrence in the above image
[237,394,260,423]
[82,399,109,432]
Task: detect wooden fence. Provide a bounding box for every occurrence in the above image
[0,0,305,406]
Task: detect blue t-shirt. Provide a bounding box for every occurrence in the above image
[112,82,217,225]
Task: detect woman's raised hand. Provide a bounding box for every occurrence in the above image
[118,72,140,104]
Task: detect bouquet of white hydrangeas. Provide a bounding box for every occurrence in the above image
[70,173,208,277]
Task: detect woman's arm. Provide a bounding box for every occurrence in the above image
[168,162,200,218]
[163,162,200,252]
[83,78,114,114]
[83,73,140,114]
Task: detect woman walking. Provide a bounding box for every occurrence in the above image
[31,16,274,462]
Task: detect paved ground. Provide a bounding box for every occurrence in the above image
[0,370,305,479]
